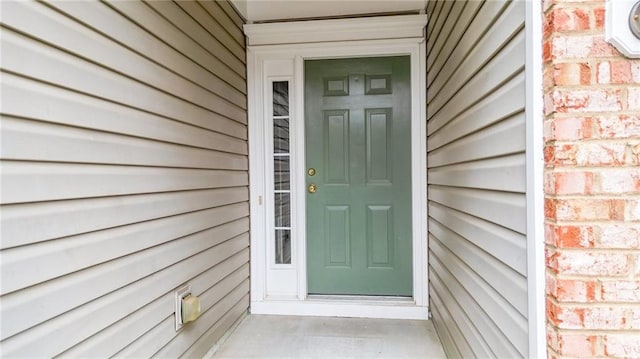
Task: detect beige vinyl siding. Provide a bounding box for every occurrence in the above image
[0,0,248,357]
[426,1,527,357]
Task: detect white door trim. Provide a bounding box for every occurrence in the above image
[244,14,427,46]
[246,16,428,320]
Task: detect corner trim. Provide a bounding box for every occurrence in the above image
[525,1,547,357]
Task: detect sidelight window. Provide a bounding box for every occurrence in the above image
[272,81,291,264]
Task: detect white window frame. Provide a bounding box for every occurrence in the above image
[245,15,429,319]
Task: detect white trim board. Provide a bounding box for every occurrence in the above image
[251,300,429,320]
[246,15,428,319]
[525,1,546,357]
[244,14,428,46]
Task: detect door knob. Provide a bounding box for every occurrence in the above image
[308,183,317,193]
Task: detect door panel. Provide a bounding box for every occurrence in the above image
[305,56,412,296]
[326,205,350,266]
[366,108,392,183]
[325,110,350,184]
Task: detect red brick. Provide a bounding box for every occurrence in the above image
[552,35,618,59]
[550,89,623,113]
[548,325,599,356]
[547,324,561,352]
[544,10,555,39]
[547,116,594,140]
[596,169,640,194]
[547,300,584,329]
[596,115,640,139]
[555,198,626,221]
[611,61,633,84]
[597,61,634,84]
[544,144,554,164]
[553,35,618,59]
[575,142,627,166]
[546,223,558,245]
[545,143,578,166]
[559,332,599,356]
[594,7,605,29]
[545,198,557,219]
[554,62,591,85]
[549,224,595,248]
[540,0,638,352]
[551,7,591,32]
[555,250,629,276]
[544,168,640,196]
[554,171,594,195]
[590,36,622,57]
[613,199,627,220]
[544,119,554,142]
[626,199,640,221]
[598,224,640,249]
[604,334,640,358]
[545,171,556,194]
[544,65,555,91]
[601,281,640,302]
[556,279,598,302]
[583,306,640,330]
[544,91,556,115]
[551,305,640,330]
[543,39,553,63]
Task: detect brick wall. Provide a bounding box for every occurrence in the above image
[543,0,640,357]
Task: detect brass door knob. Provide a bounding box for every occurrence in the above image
[308,183,317,193]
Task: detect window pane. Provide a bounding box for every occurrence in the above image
[273,81,289,116]
[274,118,289,153]
[273,80,291,265]
[275,193,291,228]
[275,229,291,264]
[274,157,290,191]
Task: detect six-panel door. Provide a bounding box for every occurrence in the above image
[305,56,412,296]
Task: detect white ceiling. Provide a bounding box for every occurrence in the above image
[230,0,427,22]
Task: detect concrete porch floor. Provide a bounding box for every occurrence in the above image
[213,315,447,358]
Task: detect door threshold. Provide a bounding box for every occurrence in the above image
[307,295,413,303]
[251,299,429,320]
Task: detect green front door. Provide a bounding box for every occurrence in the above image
[305,56,412,296]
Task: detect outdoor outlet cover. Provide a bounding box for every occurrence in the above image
[174,285,191,331]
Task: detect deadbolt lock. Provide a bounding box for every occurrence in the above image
[307,168,316,176]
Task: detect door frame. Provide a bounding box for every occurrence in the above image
[245,15,429,319]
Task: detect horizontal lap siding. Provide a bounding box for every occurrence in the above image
[426,1,527,358]
[0,0,248,357]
